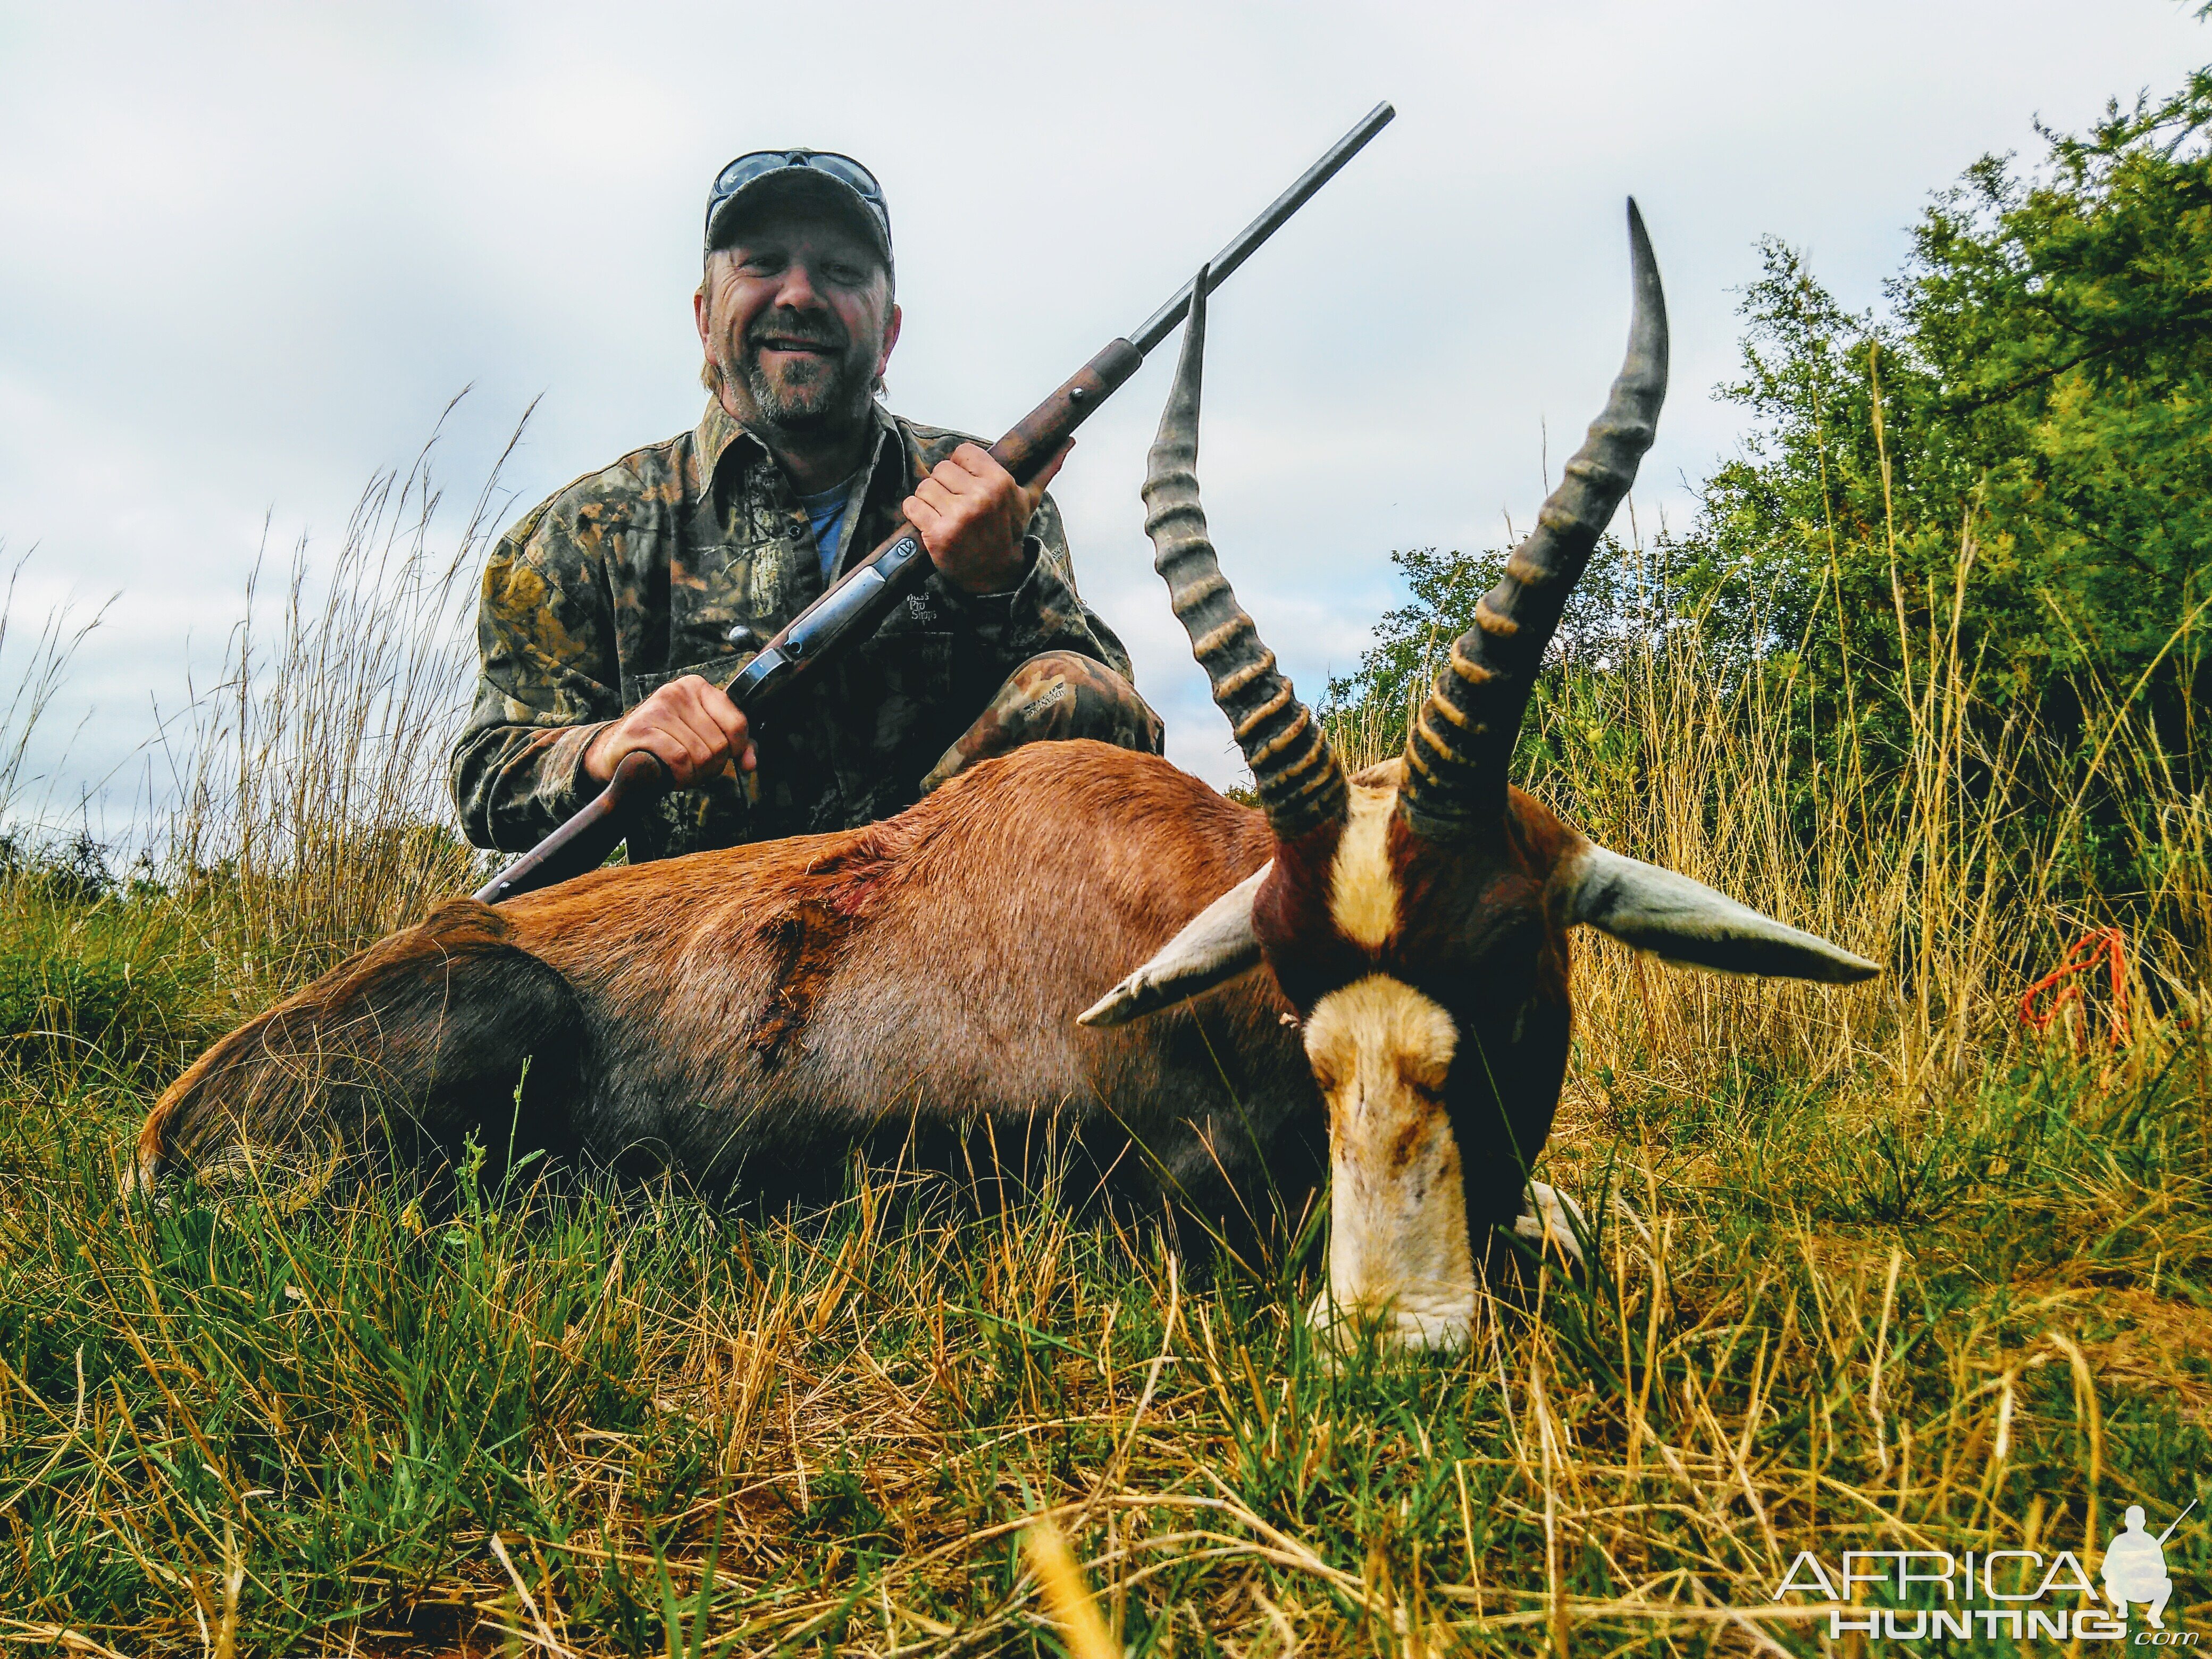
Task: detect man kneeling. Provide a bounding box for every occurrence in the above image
[453,147,1160,863]
[2102,1505,2175,1630]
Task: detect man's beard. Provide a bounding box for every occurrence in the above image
[732,322,875,439]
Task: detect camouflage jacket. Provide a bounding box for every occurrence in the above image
[451,397,1135,861]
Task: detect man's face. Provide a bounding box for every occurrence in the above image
[696,212,899,443]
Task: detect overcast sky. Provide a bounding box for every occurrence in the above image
[2,2,2204,836]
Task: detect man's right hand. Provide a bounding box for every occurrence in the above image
[582,675,757,787]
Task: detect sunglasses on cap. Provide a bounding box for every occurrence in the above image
[704,149,892,263]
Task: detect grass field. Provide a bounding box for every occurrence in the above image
[3,488,2209,1655]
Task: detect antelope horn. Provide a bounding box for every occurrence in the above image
[1398,199,1669,838]
[1144,266,1347,841]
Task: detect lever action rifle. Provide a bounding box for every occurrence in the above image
[476,100,1396,904]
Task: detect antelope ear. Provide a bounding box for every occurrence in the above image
[1079,864,1269,1027]
[1559,845,1879,984]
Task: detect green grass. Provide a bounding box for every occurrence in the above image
[4,421,2208,1649]
[3,874,2208,1656]
[0,883,234,1092]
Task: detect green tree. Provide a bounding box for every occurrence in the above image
[1340,64,2211,760]
[1688,65,2212,739]
[1319,537,1651,765]
[1322,63,2212,925]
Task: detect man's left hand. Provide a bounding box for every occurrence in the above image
[903,440,1070,594]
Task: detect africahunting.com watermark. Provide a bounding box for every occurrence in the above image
[1773,1501,2196,1644]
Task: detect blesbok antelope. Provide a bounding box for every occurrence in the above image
[136,203,1874,1348]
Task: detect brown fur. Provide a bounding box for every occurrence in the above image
[137,742,1312,1227]
[136,897,583,1199]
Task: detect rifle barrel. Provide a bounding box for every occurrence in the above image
[2157,1497,2198,1545]
[472,102,1396,905]
[1129,101,1394,356]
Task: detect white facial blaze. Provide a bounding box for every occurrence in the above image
[1303,975,1476,1351]
[1327,783,1400,950]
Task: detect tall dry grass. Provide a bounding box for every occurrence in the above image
[162,407,524,992]
[1327,517,2208,1112]
[0,546,112,831]
[0,410,519,1095]
[2,441,2209,1652]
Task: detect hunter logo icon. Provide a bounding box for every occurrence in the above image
[2106,1501,2193,1631]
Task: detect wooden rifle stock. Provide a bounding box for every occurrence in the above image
[471,339,1143,903]
[474,102,1393,904]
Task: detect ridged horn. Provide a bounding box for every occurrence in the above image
[1398,199,1669,838]
[1144,265,1347,840]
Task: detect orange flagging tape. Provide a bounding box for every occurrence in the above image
[2019,926,2130,1052]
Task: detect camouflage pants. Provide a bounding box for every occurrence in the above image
[920,651,1164,794]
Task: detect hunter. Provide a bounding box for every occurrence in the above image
[452,149,1161,862]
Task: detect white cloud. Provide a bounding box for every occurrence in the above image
[1,0,2201,827]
